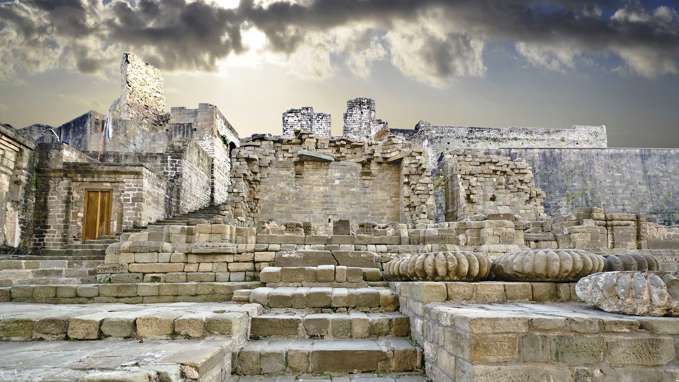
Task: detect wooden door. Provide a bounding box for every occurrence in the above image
[83,190,111,240]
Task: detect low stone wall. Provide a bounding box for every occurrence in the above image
[0,281,260,304]
[410,303,679,381]
[394,281,577,341]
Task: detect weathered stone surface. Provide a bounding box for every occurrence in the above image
[604,252,661,272]
[493,249,604,281]
[576,271,678,316]
[384,251,491,281]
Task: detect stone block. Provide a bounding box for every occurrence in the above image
[175,314,207,338]
[100,316,136,338]
[446,282,475,302]
[471,334,519,363]
[259,267,281,283]
[0,319,33,340]
[229,262,254,272]
[316,265,335,282]
[255,252,276,262]
[281,267,306,283]
[33,286,56,298]
[304,314,331,337]
[68,314,105,340]
[76,285,99,298]
[335,266,347,282]
[268,288,295,308]
[330,316,352,338]
[504,282,532,301]
[251,315,301,337]
[346,267,364,283]
[261,351,286,374]
[333,251,378,268]
[306,288,333,308]
[351,288,380,308]
[136,313,180,338]
[350,312,370,338]
[605,336,675,366]
[99,284,138,298]
[474,282,506,303]
[332,288,349,307]
[128,263,185,273]
[56,286,77,298]
[531,282,558,302]
[34,317,68,339]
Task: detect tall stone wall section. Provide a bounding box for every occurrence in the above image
[438,152,546,221]
[282,107,331,138]
[0,125,34,250]
[114,53,166,125]
[228,133,434,230]
[175,142,212,214]
[410,122,607,165]
[342,98,388,140]
[476,148,679,225]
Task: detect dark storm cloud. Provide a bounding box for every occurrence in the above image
[0,0,677,78]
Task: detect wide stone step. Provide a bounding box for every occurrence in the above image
[232,373,428,382]
[260,265,382,287]
[0,339,234,381]
[250,311,409,339]
[1,281,262,304]
[235,338,421,375]
[0,301,258,342]
[249,287,398,312]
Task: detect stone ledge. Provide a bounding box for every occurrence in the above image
[404,302,679,382]
[0,282,262,304]
[0,302,260,342]
[393,281,576,304]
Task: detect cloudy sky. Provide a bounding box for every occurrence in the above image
[0,0,678,147]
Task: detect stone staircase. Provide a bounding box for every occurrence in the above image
[148,204,229,226]
[232,265,423,378]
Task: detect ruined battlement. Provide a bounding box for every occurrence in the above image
[281,106,331,138]
[343,97,388,140]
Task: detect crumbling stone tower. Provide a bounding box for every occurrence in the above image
[282,107,331,138]
[342,97,388,140]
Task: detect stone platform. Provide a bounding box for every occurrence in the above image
[413,302,679,382]
[0,339,233,381]
[0,302,260,341]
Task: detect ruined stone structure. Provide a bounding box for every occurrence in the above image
[3,52,679,382]
[343,98,389,140]
[282,107,331,138]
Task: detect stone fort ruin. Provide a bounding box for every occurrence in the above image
[0,53,678,381]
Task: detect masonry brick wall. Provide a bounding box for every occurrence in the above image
[228,133,434,229]
[0,126,34,250]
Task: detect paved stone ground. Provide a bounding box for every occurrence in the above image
[0,339,233,381]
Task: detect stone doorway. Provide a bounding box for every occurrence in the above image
[82,190,112,240]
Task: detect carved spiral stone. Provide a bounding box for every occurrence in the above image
[576,271,678,316]
[603,253,660,272]
[384,251,491,281]
[492,249,604,282]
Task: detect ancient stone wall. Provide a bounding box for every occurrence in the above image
[476,148,679,224]
[113,53,166,125]
[342,98,388,140]
[437,151,546,221]
[30,144,166,250]
[177,141,212,214]
[282,107,331,138]
[257,159,402,229]
[410,122,607,165]
[0,125,35,250]
[228,133,434,229]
